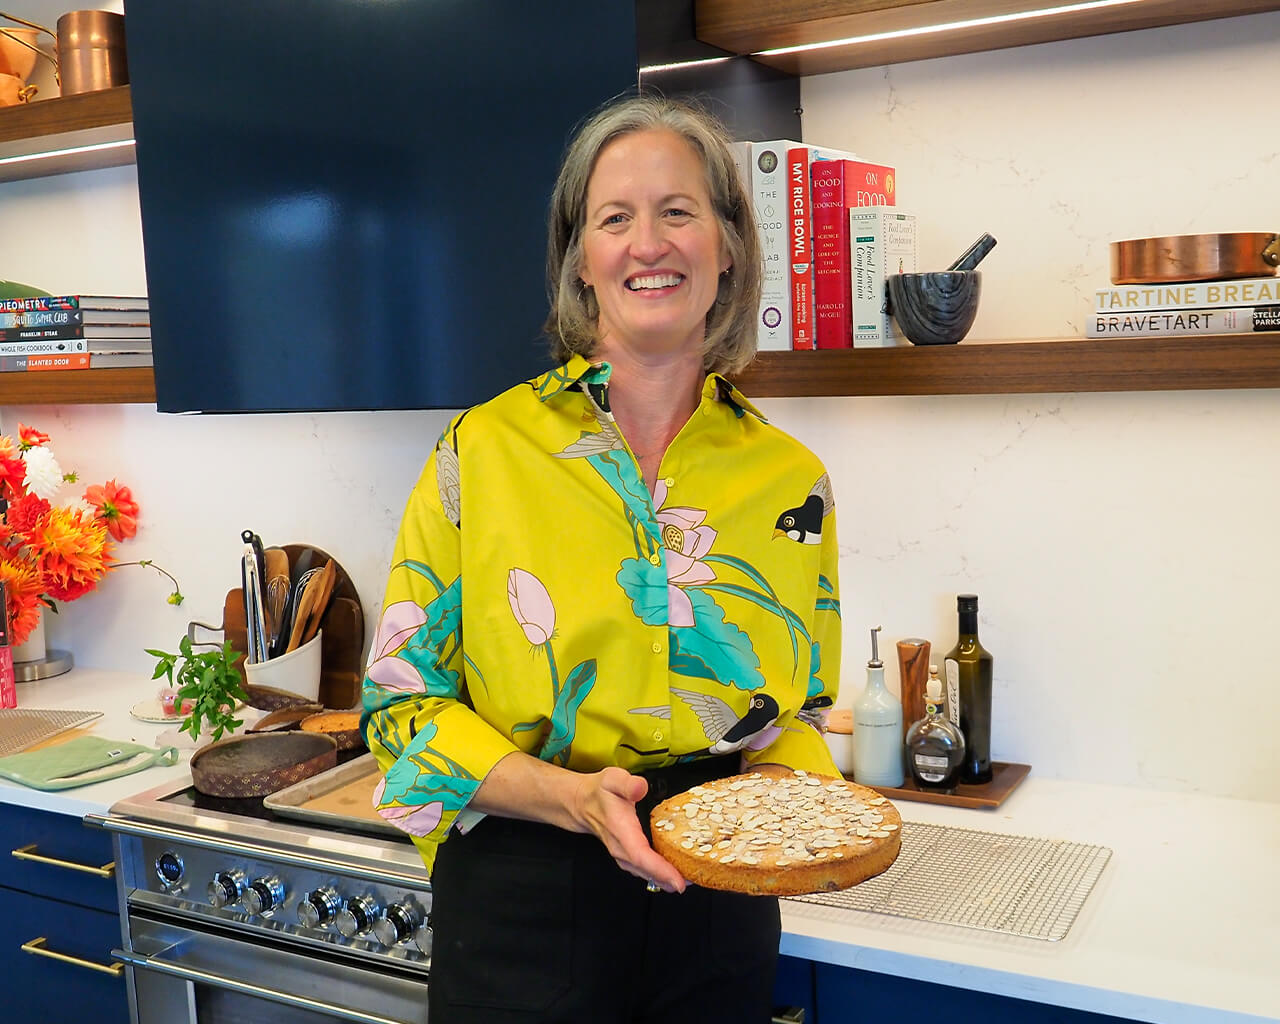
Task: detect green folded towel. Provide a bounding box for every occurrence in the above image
[0,735,178,790]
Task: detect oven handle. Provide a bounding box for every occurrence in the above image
[85,814,428,889]
[112,948,412,1024]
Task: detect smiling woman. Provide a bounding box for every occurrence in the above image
[362,95,844,1024]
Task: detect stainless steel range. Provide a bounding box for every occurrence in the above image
[89,766,431,1024]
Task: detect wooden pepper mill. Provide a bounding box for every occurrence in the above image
[896,637,931,741]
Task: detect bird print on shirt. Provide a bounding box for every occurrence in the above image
[630,689,781,756]
[773,473,834,544]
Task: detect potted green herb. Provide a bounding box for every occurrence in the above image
[146,636,249,741]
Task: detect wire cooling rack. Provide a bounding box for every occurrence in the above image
[788,820,1111,942]
[0,708,103,758]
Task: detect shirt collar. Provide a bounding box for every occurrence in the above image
[533,354,605,401]
[535,355,767,423]
[704,372,768,423]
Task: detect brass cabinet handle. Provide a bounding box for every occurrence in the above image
[11,843,115,879]
[21,937,124,977]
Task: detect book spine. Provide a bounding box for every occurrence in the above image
[1094,276,1280,313]
[851,210,918,347]
[0,296,79,313]
[0,324,150,341]
[1087,306,1280,338]
[0,338,89,355]
[0,308,83,330]
[0,323,84,342]
[811,160,851,349]
[0,353,92,372]
[787,146,817,350]
[751,141,802,351]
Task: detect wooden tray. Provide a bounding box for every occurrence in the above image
[852,761,1031,809]
[220,544,365,710]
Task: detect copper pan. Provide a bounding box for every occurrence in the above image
[1110,232,1280,285]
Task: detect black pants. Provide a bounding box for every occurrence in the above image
[428,758,781,1023]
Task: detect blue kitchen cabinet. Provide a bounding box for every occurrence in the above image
[0,803,128,1024]
[773,955,1147,1024]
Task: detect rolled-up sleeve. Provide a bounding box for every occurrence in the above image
[360,435,518,859]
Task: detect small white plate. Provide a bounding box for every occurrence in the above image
[130,697,191,724]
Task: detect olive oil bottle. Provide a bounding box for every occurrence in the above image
[943,594,994,784]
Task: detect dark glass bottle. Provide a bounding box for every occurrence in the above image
[943,594,993,784]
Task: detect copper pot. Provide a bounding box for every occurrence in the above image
[56,10,128,96]
[1110,232,1280,285]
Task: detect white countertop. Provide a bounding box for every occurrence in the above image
[4,669,1278,1022]
[1,668,210,817]
[781,778,1280,1023]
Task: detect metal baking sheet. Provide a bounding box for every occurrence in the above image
[788,820,1111,942]
[262,753,401,837]
[0,708,103,758]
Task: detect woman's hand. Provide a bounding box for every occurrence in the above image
[469,753,686,893]
[573,766,687,894]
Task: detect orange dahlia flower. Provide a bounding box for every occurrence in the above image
[17,423,51,449]
[0,437,25,503]
[0,559,45,646]
[31,506,113,599]
[83,478,139,542]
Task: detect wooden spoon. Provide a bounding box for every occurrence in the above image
[299,560,337,648]
[285,574,318,653]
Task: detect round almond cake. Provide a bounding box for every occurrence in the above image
[650,768,902,896]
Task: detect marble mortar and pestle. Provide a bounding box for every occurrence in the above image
[888,232,997,345]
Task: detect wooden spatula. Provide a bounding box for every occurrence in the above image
[285,575,317,653]
[298,560,337,648]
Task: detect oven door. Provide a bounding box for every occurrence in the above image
[116,913,428,1024]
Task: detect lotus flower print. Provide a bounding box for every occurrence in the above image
[652,477,717,627]
[365,599,430,692]
[507,567,556,645]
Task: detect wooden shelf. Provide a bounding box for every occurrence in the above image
[0,367,155,405]
[696,0,1280,75]
[729,335,1280,397]
[0,85,134,181]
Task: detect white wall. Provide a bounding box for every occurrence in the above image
[3,11,1277,803]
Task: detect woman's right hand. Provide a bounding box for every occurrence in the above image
[573,766,687,894]
[469,753,686,893]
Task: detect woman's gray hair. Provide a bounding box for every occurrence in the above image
[543,94,762,376]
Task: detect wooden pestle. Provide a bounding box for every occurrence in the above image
[896,638,931,741]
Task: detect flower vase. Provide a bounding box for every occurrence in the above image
[12,610,74,681]
[13,612,46,662]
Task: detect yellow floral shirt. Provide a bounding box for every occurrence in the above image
[361,354,842,870]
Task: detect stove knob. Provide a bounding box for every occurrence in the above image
[154,850,185,889]
[244,876,286,916]
[207,870,246,909]
[335,896,379,938]
[413,918,433,957]
[373,902,422,948]
[298,887,341,928]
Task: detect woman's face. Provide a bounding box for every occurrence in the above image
[579,128,730,362]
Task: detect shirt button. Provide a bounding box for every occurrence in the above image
[648,553,662,566]
[664,476,675,488]
[702,406,712,416]
[651,642,663,654]
[652,729,664,742]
